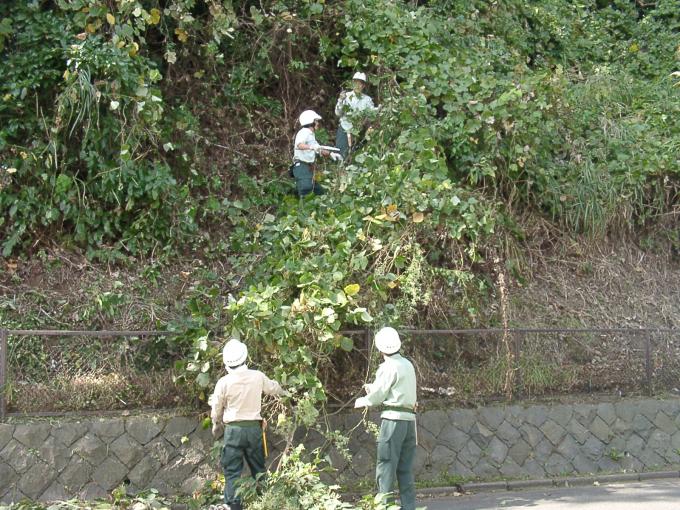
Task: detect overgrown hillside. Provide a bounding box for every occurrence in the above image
[1,0,679,415]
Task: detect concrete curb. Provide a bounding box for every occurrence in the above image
[416,470,680,498]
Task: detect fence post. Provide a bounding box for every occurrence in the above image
[0,329,7,421]
[513,331,523,400]
[645,334,652,396]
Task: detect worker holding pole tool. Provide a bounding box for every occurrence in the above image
[335,71,376,160]
[354,327,418,510]
[291,109,342,197]
[210,339,287,510]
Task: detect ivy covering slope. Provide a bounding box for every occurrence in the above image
[1,0,679,408]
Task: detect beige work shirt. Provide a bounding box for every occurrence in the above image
[209,365,285,424]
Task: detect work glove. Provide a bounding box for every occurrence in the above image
[330,152,343,162]
[212,423,224,438]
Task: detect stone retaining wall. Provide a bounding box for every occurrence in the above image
[2,397,680,502]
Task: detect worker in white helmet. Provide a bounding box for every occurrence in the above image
[335,71,377,159]
[292,109,342,196]
[355,327,418,510]
[210,339,287,510]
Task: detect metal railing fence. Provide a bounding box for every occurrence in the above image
[2,327,680,420]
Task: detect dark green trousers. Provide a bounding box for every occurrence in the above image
[292,161,326,196]
[376,419,417,510]
[335,126,350,159]
[220,422,265,507]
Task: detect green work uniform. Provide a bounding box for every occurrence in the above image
[220,421,265,509]
[356,353,418,510]
[335,125,350,160]
[292,161,326,197]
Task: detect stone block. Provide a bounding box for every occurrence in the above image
[128,456,161,488]
[647,430,671,452]
[524,405,548,428]
[571,454,598,474]
[615,401,637,423]
[548,405,574,426]
[632,414,654,437]
[180,476,204,495]
[13,423,51,449]
[499,458,523,478]
[328,447,349,473]
[596,403,616,425]
[448,409,477,433]
[597,456,621,473]
[573,405,597,427]
[79,482,108,500]
[39,436,70,473]
[507,438,531,466]
[71,435,107,465]
[412,445,428,475]
[611,417,630,435]
[40,481,70,502]
[189,425,214,449]
[1,439,37,473]
[471,459,499,478]
[519,423,543,447]
[147,437,176,465]
[496,421,521,443]
[0,424,14,452]
[590,416,613,443]
[534,438,554,459]
[638,399,663,421]
[52,422,89,447]
[505,405,526,427]
[479,406,506,430]
[456,439,482,468]
[92,457,128,491]
[521,459,547,478]
[637,448,665,469]
[449,460,474,478]
[430,445,455,469]
[469,422,494,449]
[540,419,566,446]
[653,411,677,435]
[487,437,508,465]
[419,410,448,437]
[0,463,19,495]
[91,419,125,442]
[438,424,468,452]
[126,416,164,445]
[349,447,374,477]
[624,433,645,458]
[164,417,199,447]
[59,456,94,492]
[545,453,573,476]
[619,455,644,472]
[416,426,438,452]
[111,435,145,468]
[582,436,605,461]
[18,461,54,499]
[556,436,580,461]
[567,418,591,445]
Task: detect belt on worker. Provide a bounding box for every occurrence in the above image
[226,420,261,427]
[382,405,416,414]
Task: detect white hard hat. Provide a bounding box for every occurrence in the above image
[223,339,248,368]
[352,71,367,82]
[299,110,322,126]
[375,327,401,354]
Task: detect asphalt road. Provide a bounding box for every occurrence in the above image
[419,479,680,509]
